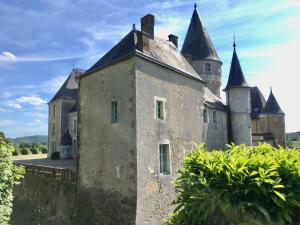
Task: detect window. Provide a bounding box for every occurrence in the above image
[52,123,56,135]
[205,63,212,73]
[52,105,56,118]
[156,100,164,119]
[73,139,77,155]
[159,144,170,175]
[111,101,118,123]
[213,111,217,124]
[51,141,56,153]
[203,109,208,123]
[73,119,77,133]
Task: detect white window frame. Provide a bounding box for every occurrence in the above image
[154,96,167,121]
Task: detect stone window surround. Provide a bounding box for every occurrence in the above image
[158,140,172,177]
[204,62,212,73]
[154,96,167,122]
[111,100,119,123]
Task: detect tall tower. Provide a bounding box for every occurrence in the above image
[182,4,222,97]
[224,41,252,145]
[262,89,286,147]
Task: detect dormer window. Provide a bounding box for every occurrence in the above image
[205,63,212,73]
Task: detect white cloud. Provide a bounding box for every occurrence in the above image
[0,107,7,112]
[17,96,47,105]
[0,120,15,126]
[2,51,16,61]
[41,75,66,94]
[8,103,22,109]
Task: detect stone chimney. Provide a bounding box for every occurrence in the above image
[141,14,155,39]
[168,34,178,48]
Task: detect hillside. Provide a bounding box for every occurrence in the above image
[286,131,300,149]
[12,135,48,145]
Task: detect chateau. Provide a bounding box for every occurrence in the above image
[47,5,285,224]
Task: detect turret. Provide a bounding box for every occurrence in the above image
[224,41,252,145]
[182,4,222,97]
[262,89,286,147]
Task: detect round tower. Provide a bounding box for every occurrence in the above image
[181,4,222,98]
[224,41,252,145]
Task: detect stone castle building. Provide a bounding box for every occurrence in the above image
[47,5,285,224]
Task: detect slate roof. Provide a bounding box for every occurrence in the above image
[262,90,284,114]
[85,29,203,82]
[49,68,85,103]
[203,87,227,111]
[181,6,221,62]
[60,129,73,146]
[224,45,249,90]
[250,86,266,119]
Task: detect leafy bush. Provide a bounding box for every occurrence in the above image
[12,149,21,156]
[20,148,31,155]
[39,146,48,153]
[31,147,39,154]
[168,144,300,225]
[0,131,24,224]
[51,151,60,160]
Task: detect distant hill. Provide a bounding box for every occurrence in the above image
[12,135,48,145]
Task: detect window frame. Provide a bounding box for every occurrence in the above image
[203,109,208,123]
[159,144,171,175]
[154,96,166,121]
[204,62,212,73]
[111,100,119,123]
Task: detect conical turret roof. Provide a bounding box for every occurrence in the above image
[262,89,284,114]
[224,43,249,90]
[181,5,220,62]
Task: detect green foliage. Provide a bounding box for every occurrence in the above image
[12,149,20,156]
[0,132,24,224]
[51,151,60,160]
[20,148,31,155]
[168,144,300,225]
[31,148,39,154]
[39,146,48,154]
[12,135,47,145]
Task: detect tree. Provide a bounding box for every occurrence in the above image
[0,132,24,224]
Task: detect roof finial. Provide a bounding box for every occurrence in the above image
[233,33,236,49]
[132,23,136,31]
[194,2,197,9]
[270,85,273,94]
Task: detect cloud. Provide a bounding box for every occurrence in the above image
[0,120,15,126]
[41,75,66,94]
[8,103,22,109]
[17,96,47,105]
[0,108,7,112]
[2,51,17,61]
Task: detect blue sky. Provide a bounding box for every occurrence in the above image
[0,0,300,137]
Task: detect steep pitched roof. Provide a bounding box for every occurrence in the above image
[60,129,73,146]
[181,6,220,62]
[262,90,284,114]
[49,68,85,103]
[224,44,249,90]
[85,30,202,82]
[203,87,227,111]
[250,86,266,119]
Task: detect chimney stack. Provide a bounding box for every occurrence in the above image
[168,34,178,48]
[141,14,155,39]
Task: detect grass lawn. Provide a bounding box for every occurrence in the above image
[292,140,300,149]
[12,153,47,161]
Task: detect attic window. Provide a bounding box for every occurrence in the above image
[205,63,212,73]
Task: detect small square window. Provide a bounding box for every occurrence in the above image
[156,100,164,119]
[203,109,208,123]
[111,101,118,123]
[205,63,212,73]
[159,144,170,175]
[213,111,217,124]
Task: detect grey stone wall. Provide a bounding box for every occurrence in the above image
[202,107,228,150]
[190,59,222,98]
[48,100,62,157]
[78,58,137,224]
[67,111,78,158]
[226,87,252,145]
[135,57,204,225]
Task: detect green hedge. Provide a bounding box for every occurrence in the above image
[168,144,300,225]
